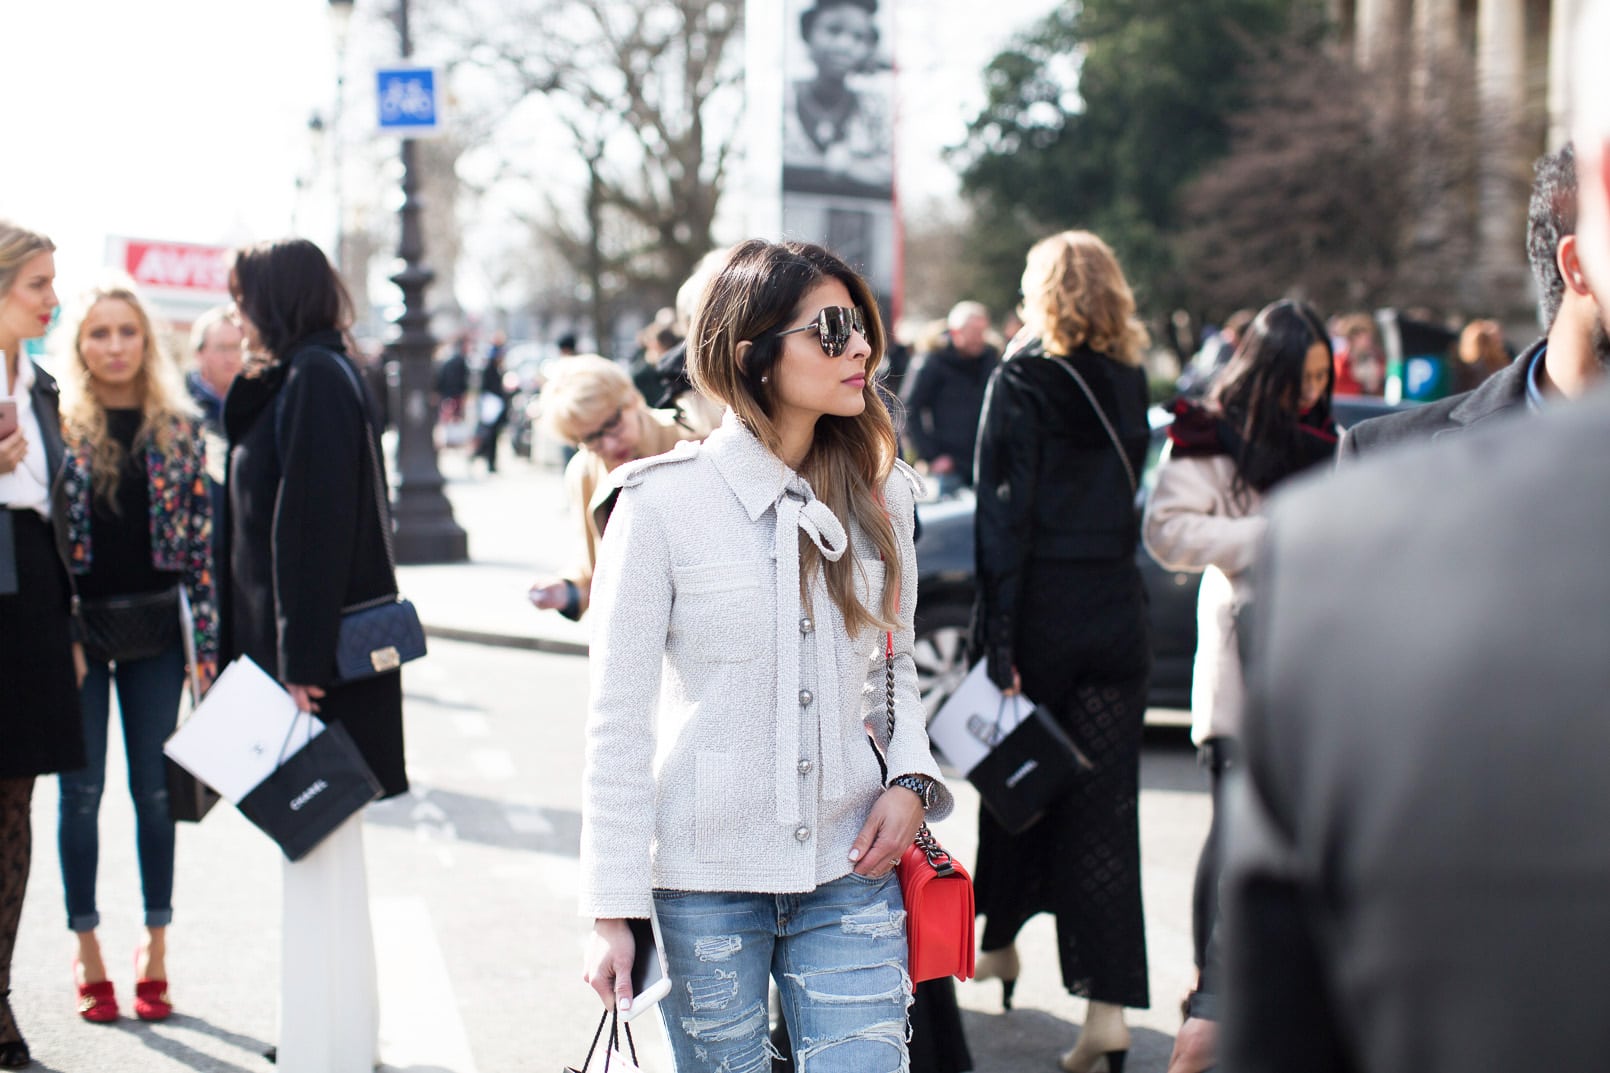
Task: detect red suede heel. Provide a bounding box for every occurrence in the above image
[133,979,172,1022]
[73,960,119,1024]
[133,951,173,1021]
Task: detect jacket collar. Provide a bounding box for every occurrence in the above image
[27,361,65,492]
[285,330,348,364]
[1446,337,1539,428]
[704,409,813,522]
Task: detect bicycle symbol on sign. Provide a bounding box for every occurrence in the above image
[379,75,435,125]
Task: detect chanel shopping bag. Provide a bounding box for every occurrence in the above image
[236,713,382,862]
[966,694,1091,835]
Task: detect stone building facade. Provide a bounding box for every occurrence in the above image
[1326,0,1580,318]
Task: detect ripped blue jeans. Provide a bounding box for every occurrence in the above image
[653,870,911,1073]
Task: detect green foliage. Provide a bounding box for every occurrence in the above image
[954,0,1298,313]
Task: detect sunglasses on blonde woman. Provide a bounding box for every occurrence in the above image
[773,306,867,358]
[579,406,625,448]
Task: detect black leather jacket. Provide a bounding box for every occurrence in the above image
[970,339,1150,686]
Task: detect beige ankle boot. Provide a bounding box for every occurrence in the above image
[972,945,1020,1009]
[1059,1000,1130,1073]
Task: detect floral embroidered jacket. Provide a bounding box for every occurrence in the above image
[63,413,219,677]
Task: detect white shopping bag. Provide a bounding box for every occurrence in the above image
[162,656,324,803]
[925,659,1038,774]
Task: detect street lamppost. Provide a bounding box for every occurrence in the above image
[328,0,468,564]
[326,0,352,277]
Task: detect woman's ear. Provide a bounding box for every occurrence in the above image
[735,339,753,371]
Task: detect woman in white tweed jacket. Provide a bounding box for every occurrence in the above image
[581,240,952,1072]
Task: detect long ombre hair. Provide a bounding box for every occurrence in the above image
[1021,230,1149,366]
[57,276,196,511]
[688,240,900,637]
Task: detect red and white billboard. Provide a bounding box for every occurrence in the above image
[117,238,231,298]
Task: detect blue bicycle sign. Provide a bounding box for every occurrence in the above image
[376,68,440,134]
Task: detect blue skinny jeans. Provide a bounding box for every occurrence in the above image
[57,641,185,932]
[653,870,912,1073]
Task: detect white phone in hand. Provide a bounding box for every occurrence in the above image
[622,909,672,1023]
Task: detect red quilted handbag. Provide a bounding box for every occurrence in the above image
[884,632,976,983]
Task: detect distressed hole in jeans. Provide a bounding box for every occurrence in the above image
[691,1031,783,1073]
[840,900,907,940]
[796,1017,909,1073]
[694,934,743,962]
[784,959,911,1006]
[685,968,740,1012]
[682,1000,766,1041]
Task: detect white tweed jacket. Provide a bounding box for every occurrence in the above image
[578,412,953,919]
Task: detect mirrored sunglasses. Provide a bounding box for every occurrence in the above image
[775,306,867,358]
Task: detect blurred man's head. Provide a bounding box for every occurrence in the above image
[1526,144,1583,330]
[1572,2,1610,323]
[189,304,242,397]
[1528,142,1610,386]
[946,300,990,357]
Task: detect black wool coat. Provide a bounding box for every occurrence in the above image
[219,331,408,799]
[969,339,1150,683]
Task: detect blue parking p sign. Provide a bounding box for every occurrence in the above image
[376,67,440,134]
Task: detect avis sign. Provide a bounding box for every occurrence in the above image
[120,239,231,298]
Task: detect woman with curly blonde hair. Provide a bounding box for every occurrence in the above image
[53,276,216,1027]
[969,230,1152,1072]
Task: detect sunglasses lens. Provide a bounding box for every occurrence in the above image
[818,307,857,356]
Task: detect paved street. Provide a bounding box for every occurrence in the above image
[11,454,1211,1073]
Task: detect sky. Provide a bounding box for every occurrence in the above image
[3,0,1059,309]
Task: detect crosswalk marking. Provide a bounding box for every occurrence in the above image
[374,896,479,1073]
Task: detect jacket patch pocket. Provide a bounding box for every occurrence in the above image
[695,751,747,862]
[671,560,767,664]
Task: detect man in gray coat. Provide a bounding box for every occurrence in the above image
[1221,9,1610,1070]
[1342,142,1609,459]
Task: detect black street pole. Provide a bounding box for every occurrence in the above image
[385,0,467,563]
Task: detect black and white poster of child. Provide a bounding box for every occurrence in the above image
[779,0,899,319]
[782,0,895,200]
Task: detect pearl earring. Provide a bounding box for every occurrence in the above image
[760,375,769,384]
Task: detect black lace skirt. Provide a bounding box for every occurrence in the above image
[974,557,1150,1008]
[0,510,84,778]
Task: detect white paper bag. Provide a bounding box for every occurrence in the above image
[163,656,324,803]
[925,659,1038,774]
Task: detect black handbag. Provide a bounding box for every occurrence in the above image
[236,712,382,861]
[967,694,1091,835]
[324,354,427,684]
[78,587,181,664]
[564,1008,638,1072]
[165,756,220,823]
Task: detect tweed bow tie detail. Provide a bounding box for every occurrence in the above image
[772,476,849,823]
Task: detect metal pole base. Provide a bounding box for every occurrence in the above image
[392,486,469,564]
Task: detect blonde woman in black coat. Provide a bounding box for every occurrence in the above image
[220,238,406,1073]
[970,231,1152,1073]
[0,220,84,1070]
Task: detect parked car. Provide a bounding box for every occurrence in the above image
[911,396,1409,721]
